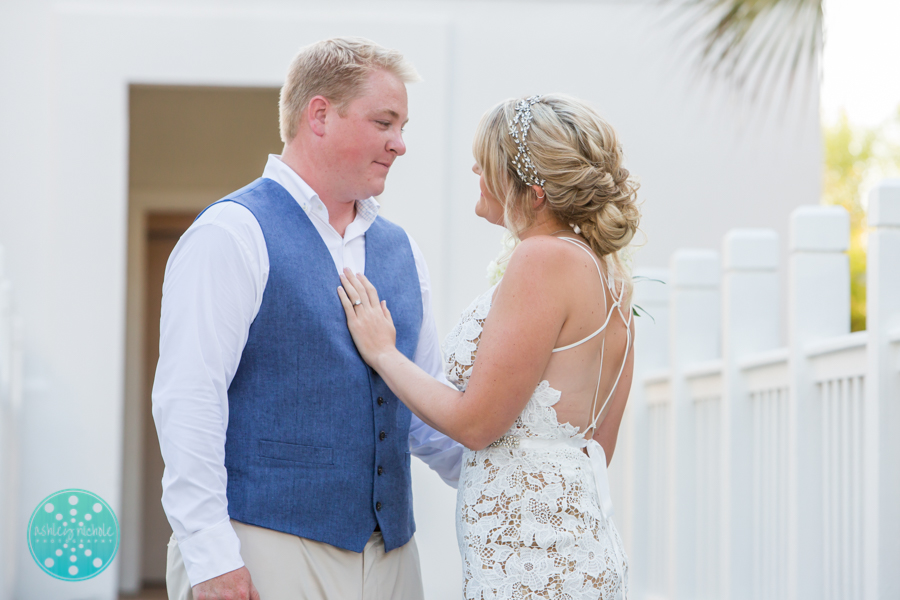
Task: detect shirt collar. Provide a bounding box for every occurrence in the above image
[261,154,381,227]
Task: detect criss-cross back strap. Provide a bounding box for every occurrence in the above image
[551,238,617,353]
[586,307,632,435]
[550,237,634,436]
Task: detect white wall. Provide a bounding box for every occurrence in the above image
[0,1,820,599]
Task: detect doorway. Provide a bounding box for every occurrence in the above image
[122,84,281,595]
[141,212,195,584]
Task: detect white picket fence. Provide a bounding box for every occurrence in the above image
[0,245,22,600]
[618,179,900,600]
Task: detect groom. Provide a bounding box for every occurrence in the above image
[152,37,463,600]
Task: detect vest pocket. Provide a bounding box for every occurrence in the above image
[258,439,334,465]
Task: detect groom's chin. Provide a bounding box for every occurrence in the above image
[366,179,387,198]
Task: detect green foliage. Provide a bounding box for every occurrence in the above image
[822,108,900,331]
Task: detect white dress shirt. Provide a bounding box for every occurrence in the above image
[152,155,463,587]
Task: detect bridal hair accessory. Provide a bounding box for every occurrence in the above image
[509,95,545,187]
[569,222,582,234]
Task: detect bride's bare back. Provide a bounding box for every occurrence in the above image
[540,236,635,458]
[468,233,635,459]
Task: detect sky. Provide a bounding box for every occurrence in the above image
[821,0,900,127]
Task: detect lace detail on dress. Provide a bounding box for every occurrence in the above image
[513,381,582,441]
[445,280,629,600]
[443,282,499,392]
[456,447,628,600]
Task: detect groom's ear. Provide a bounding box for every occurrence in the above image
[306,95,329,137]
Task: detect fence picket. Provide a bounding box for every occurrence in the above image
[630,198,900,599]
[863,180,900,600]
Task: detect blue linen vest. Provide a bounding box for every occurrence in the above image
[198,178,423,553]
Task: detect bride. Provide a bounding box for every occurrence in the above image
[338,94,639,599]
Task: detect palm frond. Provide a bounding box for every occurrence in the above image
[669,0,823,103]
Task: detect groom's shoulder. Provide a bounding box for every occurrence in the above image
[226,177,272,200]
[195,179,265,218]
[195,178,288,224]
[217,177,283,208]
[189,179,275,238]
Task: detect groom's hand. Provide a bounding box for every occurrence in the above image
[192,566,261,600]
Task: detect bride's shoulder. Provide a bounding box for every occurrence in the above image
[503,236,584,286]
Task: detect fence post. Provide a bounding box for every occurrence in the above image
[720,229,780,600]
[788,205,849,600]
[626,266,670,598]
[670,249,720,599]
[863,180,900,600]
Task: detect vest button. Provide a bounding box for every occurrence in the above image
[379,431,386,441]
[376,502,383,511]
[377,397,385,406]
[377,466,384,475]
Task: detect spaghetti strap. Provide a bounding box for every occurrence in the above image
[586,283,633,435]
[551,238,619,353]
[551,310,617,353]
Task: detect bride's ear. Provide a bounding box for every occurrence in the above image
[532,185,546,209]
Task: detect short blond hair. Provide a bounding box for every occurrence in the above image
[278,37,421,143]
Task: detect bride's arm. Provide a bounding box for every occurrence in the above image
[338,236,570,450]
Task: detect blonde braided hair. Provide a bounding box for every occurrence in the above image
[473,93,641,302]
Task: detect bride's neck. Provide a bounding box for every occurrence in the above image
[517,213,571,240]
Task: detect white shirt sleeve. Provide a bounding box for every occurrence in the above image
[406,235,465,488]
[151,204,266,587]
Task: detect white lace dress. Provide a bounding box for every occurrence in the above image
[443,240,630,600]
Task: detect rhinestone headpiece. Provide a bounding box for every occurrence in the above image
[508,95,545,187]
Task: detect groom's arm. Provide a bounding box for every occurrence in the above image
[152,203,266,588]
[406,235,465,487]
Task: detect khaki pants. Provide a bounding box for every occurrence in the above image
[166,520,424,600]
